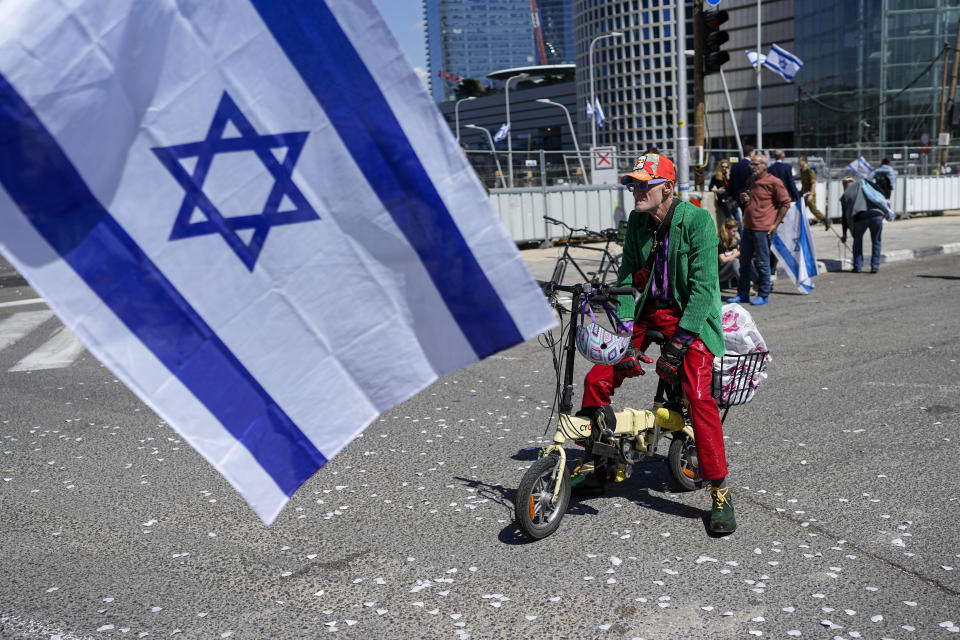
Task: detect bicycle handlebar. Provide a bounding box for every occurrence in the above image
[543,215,598,237]
[539,280,635,299]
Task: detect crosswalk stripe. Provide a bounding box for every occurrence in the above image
[0,310,54,352]
[9,326,85,372]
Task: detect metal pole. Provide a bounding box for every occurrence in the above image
[588,32,623,154]
[676,0,690,201]
[465,125,507,189]
[719,68,744,157]
[537,99,587,182]
[454,96,476,142]
[756,0,762,150]
[505,73,528,189]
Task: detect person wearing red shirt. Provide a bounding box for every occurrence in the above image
[725,154,791,306]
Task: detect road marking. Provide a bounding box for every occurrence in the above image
[9,326,85,372]
[0,297,45,309]
[0,310,54,352]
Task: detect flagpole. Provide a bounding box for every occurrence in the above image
[756,0,762,150]
[676,0,689,202]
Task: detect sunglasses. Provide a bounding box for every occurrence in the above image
[626,181,663,192]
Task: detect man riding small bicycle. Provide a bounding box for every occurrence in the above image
[574,153,736,535]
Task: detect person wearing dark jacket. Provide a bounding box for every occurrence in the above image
[840,177,888,273]
[767,150,800,202]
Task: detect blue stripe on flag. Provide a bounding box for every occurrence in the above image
[250,0,523,359]
[0,73,326,496]
[798,202,818,278]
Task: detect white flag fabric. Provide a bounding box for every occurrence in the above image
[763,44,804,82]
[745,50,767,68]
[0,0,555,524]
[847,156,874,178]
[594,98,606,128]
[771,199,818,294]
[585,100,594,119]
[493,122,511,142]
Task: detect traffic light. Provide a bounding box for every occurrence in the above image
[700,9,730,75]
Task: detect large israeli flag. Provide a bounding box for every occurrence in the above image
[763,44,804,82]
[771,199,819,294]
[0,0,555,524]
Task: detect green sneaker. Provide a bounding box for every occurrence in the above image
[708,486,737,534]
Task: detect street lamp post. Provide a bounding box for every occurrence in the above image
[464,124,507,189]
[536,98,587,183]
[454,96,476,142]
[504,72,529,188]
[588,31,623,152]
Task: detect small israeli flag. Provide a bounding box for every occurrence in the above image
[594,98,606,128]
[763,44,804,82]
[585,100,594,119]
[847,156,874,178]
[746,50,767,68]
[0,0,555,524]
[771,199,818,294]
[493,122,511,142]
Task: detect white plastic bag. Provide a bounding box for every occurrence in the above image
[712,303,772,406]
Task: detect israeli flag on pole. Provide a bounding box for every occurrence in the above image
[746,50,767,68]
[0,0,555,524]
[763,44,804,82]
[771,199,819,294]
[586,100,594,119]
[493,122,511,142]
[594,98,606,128]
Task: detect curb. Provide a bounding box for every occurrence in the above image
[812,242,960,273]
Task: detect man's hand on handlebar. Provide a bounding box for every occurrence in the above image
[614,344,645,377]
[655,340,686,385]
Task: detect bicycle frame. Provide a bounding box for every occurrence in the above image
[546,217,621,286]
[541,284,693,502]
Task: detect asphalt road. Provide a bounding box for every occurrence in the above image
[1,253,959,639]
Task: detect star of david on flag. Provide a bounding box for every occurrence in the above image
[0,0,555,524]
[152,92,320,271]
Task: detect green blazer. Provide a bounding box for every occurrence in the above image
[616,199,725,358]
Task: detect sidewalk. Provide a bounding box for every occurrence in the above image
[519,213,960,281]
[808,213,960,272]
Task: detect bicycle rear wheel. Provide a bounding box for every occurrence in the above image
[515,454,570,540]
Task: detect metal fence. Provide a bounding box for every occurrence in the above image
[465,146,960,191]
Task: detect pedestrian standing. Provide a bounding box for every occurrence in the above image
[727,145,754,233]
[726,155,791,306]
[709,160,734,225]
[767,150,800,202]
[798,156,828,228]
[840,177,885,273]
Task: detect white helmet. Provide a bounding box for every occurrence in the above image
[575,302,631,365]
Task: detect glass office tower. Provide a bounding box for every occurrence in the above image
[424,0,576,103]
[796,0,960,147]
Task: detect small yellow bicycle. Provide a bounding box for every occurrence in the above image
[515,281,765,540]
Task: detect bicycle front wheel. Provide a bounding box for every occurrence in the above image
[515,454,570,540]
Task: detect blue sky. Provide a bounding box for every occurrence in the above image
[373,0,427,72]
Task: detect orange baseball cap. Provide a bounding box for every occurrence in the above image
[620,153,676,185]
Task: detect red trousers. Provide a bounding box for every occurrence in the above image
[580,303,728,481]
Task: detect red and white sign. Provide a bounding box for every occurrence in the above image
[591,146,618,185]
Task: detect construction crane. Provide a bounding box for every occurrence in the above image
[529,0,548,66]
